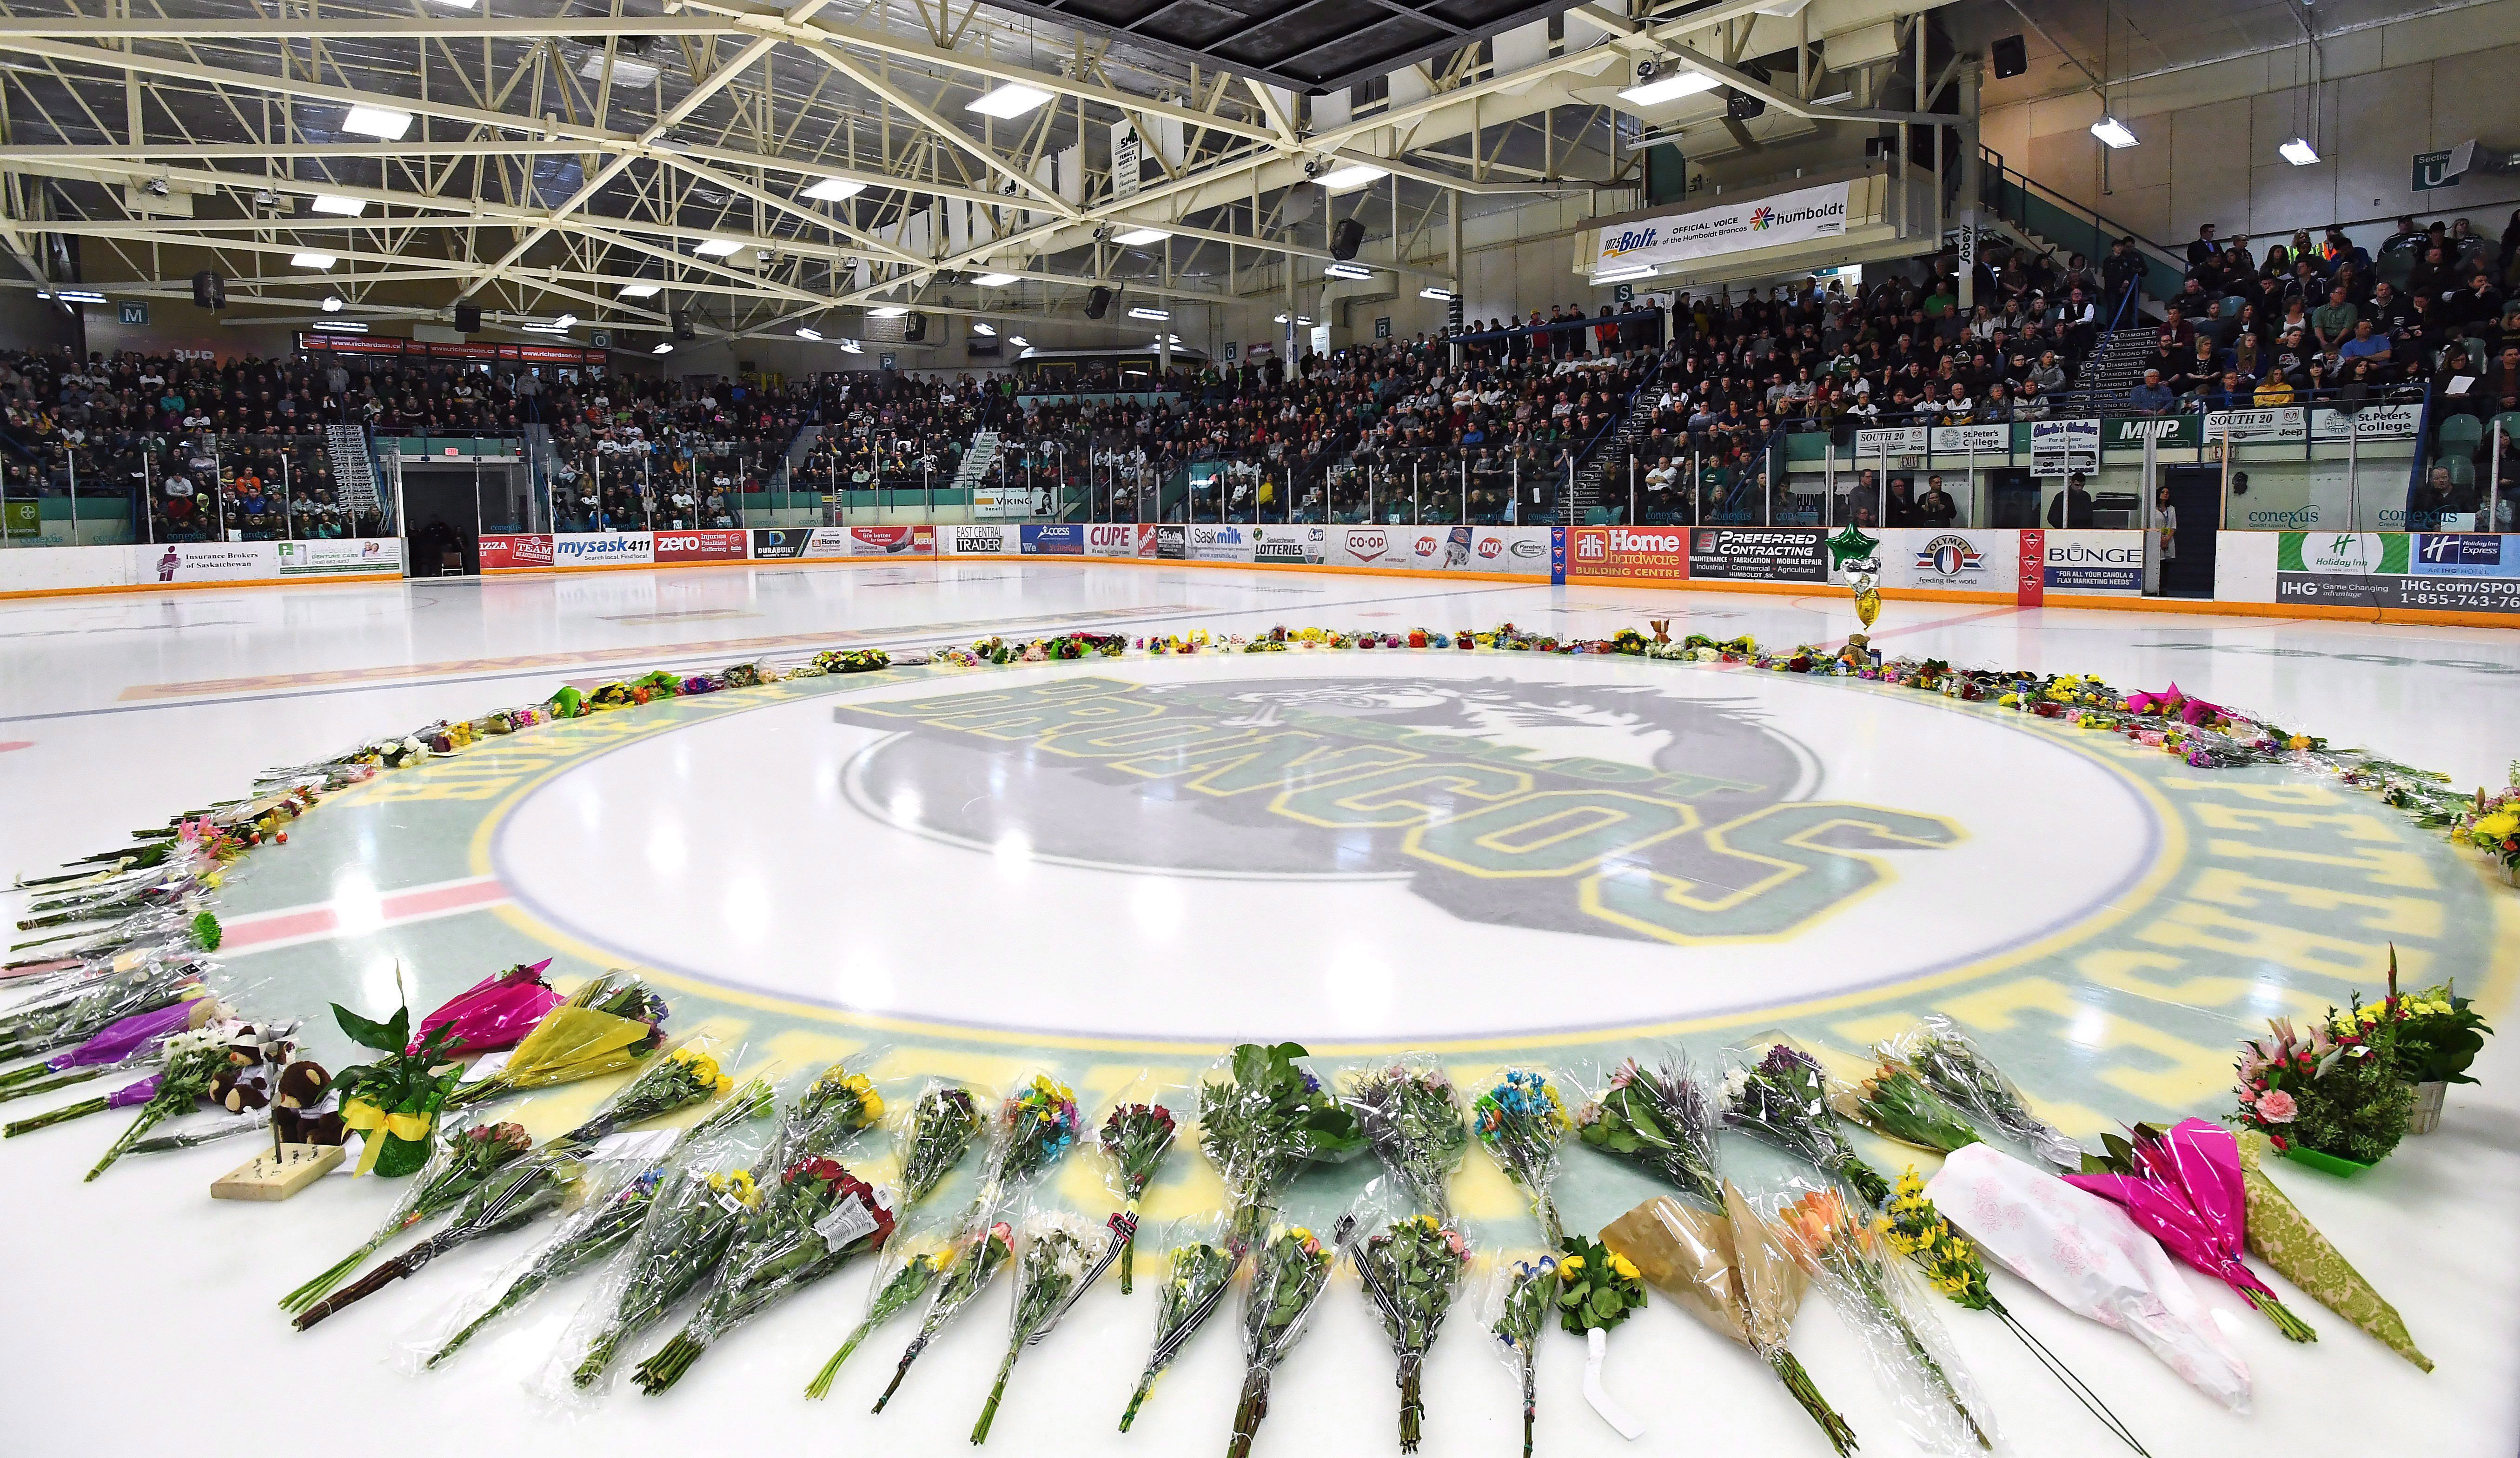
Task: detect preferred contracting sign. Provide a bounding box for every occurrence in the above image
[1594,180,1850,274]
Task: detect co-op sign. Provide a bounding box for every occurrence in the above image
[1595,179,1851,272]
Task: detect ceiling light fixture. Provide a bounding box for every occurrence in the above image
[553,313,577,328]
[974,272,1020,286]
[341,105,414,140]
[1318,163,1388,192]
[693,239,741,257]
[802,177,867,201]
[652,342,673,354]
[307,194,367,216]
[868,305,909,318]
[1128,306,1169,320]
[1008,335,1029,347]
[292,252,338,269]
[796,326,823,340]
[313,321,368,332]
[322,296,344,312]
[1324,262,1373,280]
[2279,136,2320,166]
[56,289,104,303]
[2089,116,2138,149]
[580,54,661,88]
[1592,264,1658,284]
[617,284,661,298]
[971,322,997,336]
[967,82,1052,118]
[1113,227,1169,245]
[840,338,864,353]
[1419,286,1456,301]
[1617,70,1720,107]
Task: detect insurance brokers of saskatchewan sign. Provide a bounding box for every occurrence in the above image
[1594,179,1852,274]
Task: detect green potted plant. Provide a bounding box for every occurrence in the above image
[2391,981,2494,1135]
[2230,993,2413,1176]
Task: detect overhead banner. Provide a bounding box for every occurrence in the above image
[1594,179,1850,273]
[1110,119,1144,201]
[1689,527,1826,583]
[1567,525,1690,583]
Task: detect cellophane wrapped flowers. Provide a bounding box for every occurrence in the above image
[1348,1059,1470,1221]
[971,1209,1112,1442]
[1723,1041,1893,1208]
[1119,1215,1237,1431]
[1877,1015,2083,1169]
[1354,1214,1472,1452]
[282,1119,531,1313]
[804,1226,957,1399]
[1473,1067,1573,1246]
[1197,1042,1363,1253]
[1227,1219,1348,1458]
[1574,1051,1720,1206]
[894,1081,984,1206]
[1097,1099,1178,1292]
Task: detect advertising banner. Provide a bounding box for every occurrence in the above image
[1020,524,1086,555]
[1084,523,1141,558]
[1828,528,2016,594]
[2042,529,2144,594]
[1854,425,1927,457]
[2016,528,2044,606]
[2270,530,2520,612]
[1594,179,1850,273]
[751,526,933,559]
[1929,424,2012,454]
[1185,523,1254,563]
[1333,525,1409,568]
[2411,532,2512,576]
[275,538,402,577]
[1251,524,1327,565]
[2030,418,2099,477]
[2204,408,2307,444]
[480,533,555,570]
[134,541,279,583]
[2104,417,2202,451]
[2310,403,2421,440]
[1689,526,1826,583]
[554,532,654,567]
[651,529,749,563]
[943,523,1019,556]
[1567,525,1691,583]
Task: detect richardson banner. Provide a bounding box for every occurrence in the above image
[749,526,934,559]
[1567,525,1690,583]
[943,523,1019,556]
[2041,529,2144,595]
[1252,524,1327,564]
[480,533,555,570]
[276,538,402,577]
[1021,524,1087,556]
[553,532,654,567]
[1689,527,1826,583]
[652,529,749,563]
[1187,523,1255,563]
[1083,523,1141,558]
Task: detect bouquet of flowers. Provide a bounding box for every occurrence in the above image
[1486,1253,1558,1458]
[427,1163,673,1367]
[564,1159,762,1387]
[1554,1234,1648,1440]
[2233,1130,2429,1370]
[1838,1061,1983,1155]
[1119,1215,1239,1431]
[2391,979,2493,1087]
[1353,1213,1471,1453]
[2232,1000,2413,1166]
[788,1060,889,1159]
[296,1149,584,1330]
[1227,1219,1350,1458]
[1876,1016,2083,1169]
[0,993,221,1107]
[1197,1042,1364,1252]
[328,979,465,1178]
[80,1037,239,1181]
[894,1082,985,1206]
[0,967,194,1074]
[873,1217,1015,1411]
[412,958,561,1055]
[1926,1142,2252,1411]
[550,1044,739,1151]
[633,1154,895,1393]
[282,1119,533,1313]
[1723,1042,1892,1208]
[1770,1186,1996,1455]
[448,972,670,1107]
[804,1227,958,1398]
[1472,1067,1573,1246]
[2066,1118,2317,1342]
[1883,1166,2149,1454]
[1097,1098,1178,1291]
[971,1209,1114,1443]
[1347,1059,1470,1220]
[970,1073,1083,1213]
[1573,1050,1721,1206]
[1600,1185,1858,1456]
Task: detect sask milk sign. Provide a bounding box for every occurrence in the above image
[1595,180,1850,273]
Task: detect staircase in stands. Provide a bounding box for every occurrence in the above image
[325,423,383,520]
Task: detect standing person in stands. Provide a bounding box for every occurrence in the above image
[2047,472,2096,527]
[2187,223,2221,275]
[2102,236,2146,326]
[1917,474,1958,528]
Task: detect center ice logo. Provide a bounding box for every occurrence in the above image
[836,674,1959,944]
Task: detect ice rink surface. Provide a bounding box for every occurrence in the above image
[3,559,2516,1458]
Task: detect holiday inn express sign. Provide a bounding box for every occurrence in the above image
[1594,179,1851,274]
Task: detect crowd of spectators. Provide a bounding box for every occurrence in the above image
[544,373,814,530]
